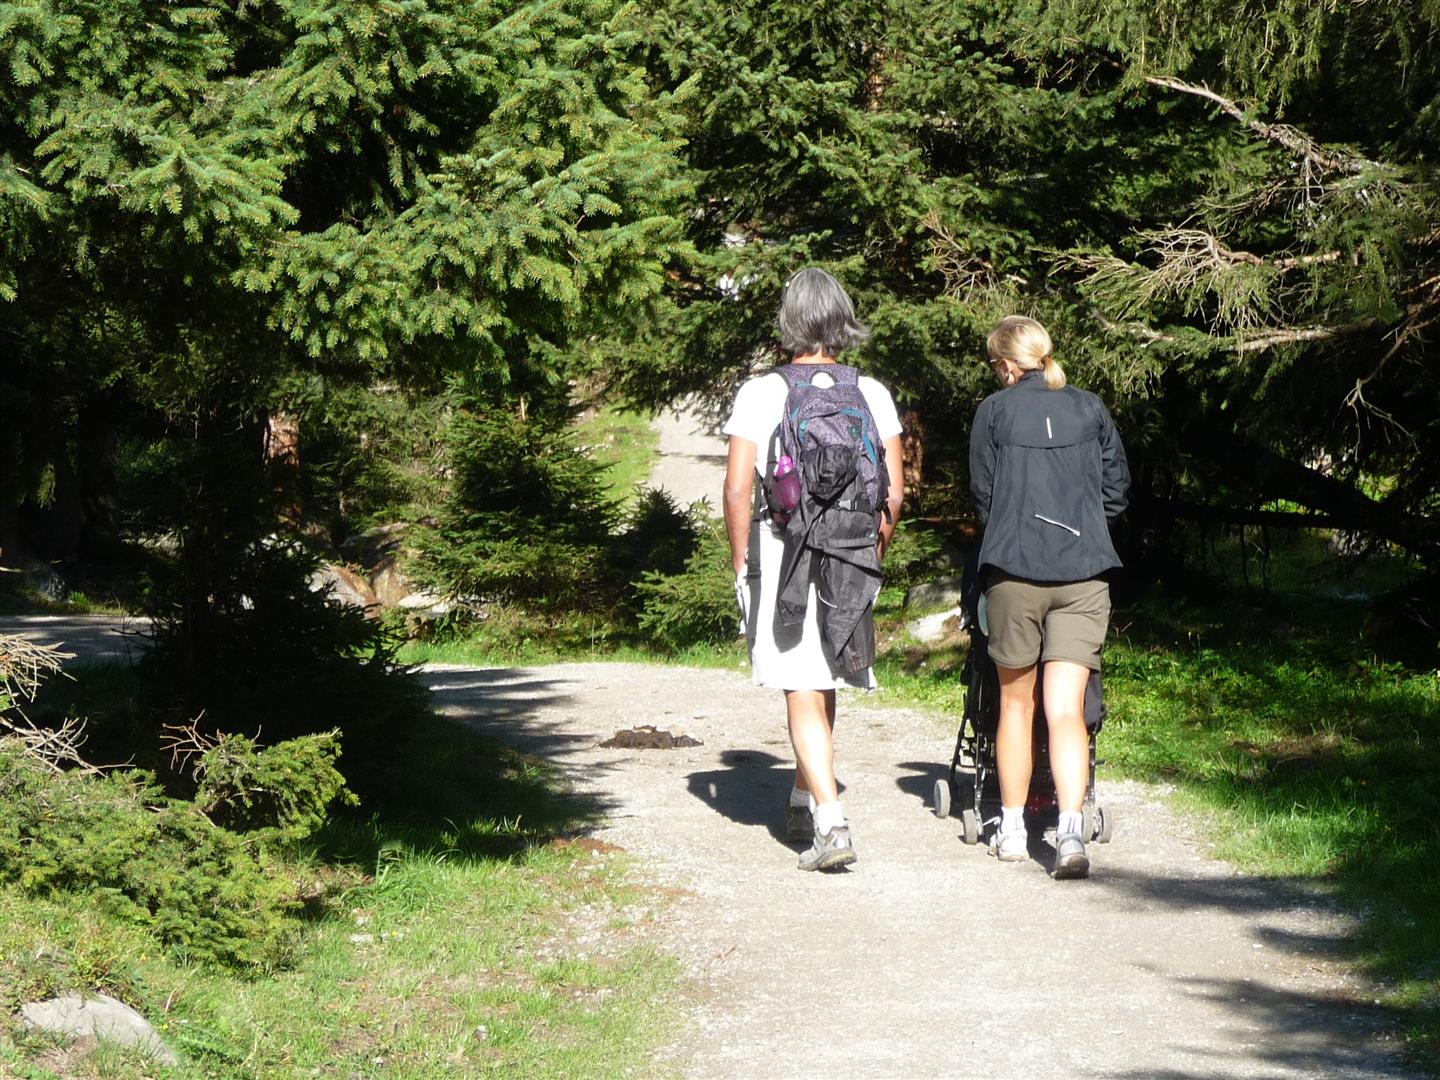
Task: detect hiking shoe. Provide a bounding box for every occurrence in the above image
[798,825,856,871]
[785,803,814,843]
[989,828,1028,862]
[1053,833,1091,880]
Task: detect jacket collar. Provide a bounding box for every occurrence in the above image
[1013,370,1045,388]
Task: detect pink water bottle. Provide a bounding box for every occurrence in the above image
[771,454,802,525]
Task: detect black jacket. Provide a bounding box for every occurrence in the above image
[970,371,1129,582]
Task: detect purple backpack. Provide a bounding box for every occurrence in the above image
[766,363,889,533]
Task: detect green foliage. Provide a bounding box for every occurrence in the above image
[633,519,737,650]
[609,486,701,606]
[0,742,294,969]
[141,531,430,802]
[193,729,358,845]
[422,396,620,609]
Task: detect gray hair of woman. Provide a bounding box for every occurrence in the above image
[776,267,871,357]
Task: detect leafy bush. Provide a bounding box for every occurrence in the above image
[633,520,738,650]
[142,536,427,799]
[609,487,702,616]
[0,743,295,969]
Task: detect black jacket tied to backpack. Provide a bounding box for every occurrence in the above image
[970,371,1129,583]
[766,363,889,675]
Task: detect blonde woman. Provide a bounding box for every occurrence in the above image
[969,316,1129,878]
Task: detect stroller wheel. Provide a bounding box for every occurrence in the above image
[1083,804,1115,843]
[960,807,979,845]
[931,778,951,819]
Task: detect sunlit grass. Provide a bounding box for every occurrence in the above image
[573,404,660,510]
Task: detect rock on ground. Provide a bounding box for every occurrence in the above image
[20,992,178,1066]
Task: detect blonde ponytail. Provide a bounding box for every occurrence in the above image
[1042,352,1066,390]
[987,315,1065,390]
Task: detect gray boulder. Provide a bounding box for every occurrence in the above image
[309,564,379,610]
[19,991,179,1066]
[906,573,965,610]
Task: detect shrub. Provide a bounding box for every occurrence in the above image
[633,520,738,650]
[142,536,428,800]
[422,401,619,610]
[0,743,295,969]
[186,728,359,845]
[609,487,702,617]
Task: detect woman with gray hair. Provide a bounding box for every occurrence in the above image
[721,268,905,871]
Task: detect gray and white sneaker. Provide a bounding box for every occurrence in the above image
[798,824,856,871]
[1053,832,1091,879]
[785,803,814,843]
[989,828,1028,862]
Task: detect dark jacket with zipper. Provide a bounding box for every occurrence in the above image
[970,370,1129,583]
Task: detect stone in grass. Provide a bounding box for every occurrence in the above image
[19,992,179,1066]
[600,725,702,749]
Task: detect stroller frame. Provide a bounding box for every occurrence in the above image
[932,575,1114,847]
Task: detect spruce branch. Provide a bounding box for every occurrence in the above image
[1140,74,1370,176]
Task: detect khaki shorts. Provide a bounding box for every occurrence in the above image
[984,572,1111,671]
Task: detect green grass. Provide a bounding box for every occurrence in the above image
[0,684,682,1079]
[573,404,660,509]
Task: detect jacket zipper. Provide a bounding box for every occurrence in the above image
[1034,513,1080,536]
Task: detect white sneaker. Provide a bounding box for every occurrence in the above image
[1053,833,1090,879]
[989,828,1027,862]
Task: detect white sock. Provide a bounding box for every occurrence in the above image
[1000,806,1026,835]
[813,801,846,834]
[1058,810,1084,838]
[788,785,810,809]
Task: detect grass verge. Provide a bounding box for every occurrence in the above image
[0,681,681,1079]
[574,404,660,509]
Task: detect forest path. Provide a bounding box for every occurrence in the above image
[423,661,1418,1080]
[647,400,729,514]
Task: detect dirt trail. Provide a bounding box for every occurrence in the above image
[425,662,1417,1080]
[648,401,728,514]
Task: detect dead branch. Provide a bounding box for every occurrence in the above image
[1236,319,1379,352]
[0,635,73,704]
[1141,74,1370,176]
[1089,307,1176,345]
[919,212,997,295]
[160,716,217,775]
[0,713,100,776]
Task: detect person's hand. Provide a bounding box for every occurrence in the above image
[733,571,750,635]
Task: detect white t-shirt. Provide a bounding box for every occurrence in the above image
[723,368,903,473]
[722,366,903,690]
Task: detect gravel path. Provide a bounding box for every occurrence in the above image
[424,662,1418,1080]
[648,401,729,514]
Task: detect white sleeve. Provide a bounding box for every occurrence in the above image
[860,377,903,439]
[722,374,783,448]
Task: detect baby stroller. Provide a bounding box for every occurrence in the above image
[931,555,1114,847]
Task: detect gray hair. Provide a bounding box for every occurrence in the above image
[776,268,870,357]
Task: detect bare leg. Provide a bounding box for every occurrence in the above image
[787,689,838,804]
[995,664,1039,809]
[1042,661,1091,814]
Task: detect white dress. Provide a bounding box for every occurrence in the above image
[722,367,903,690]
